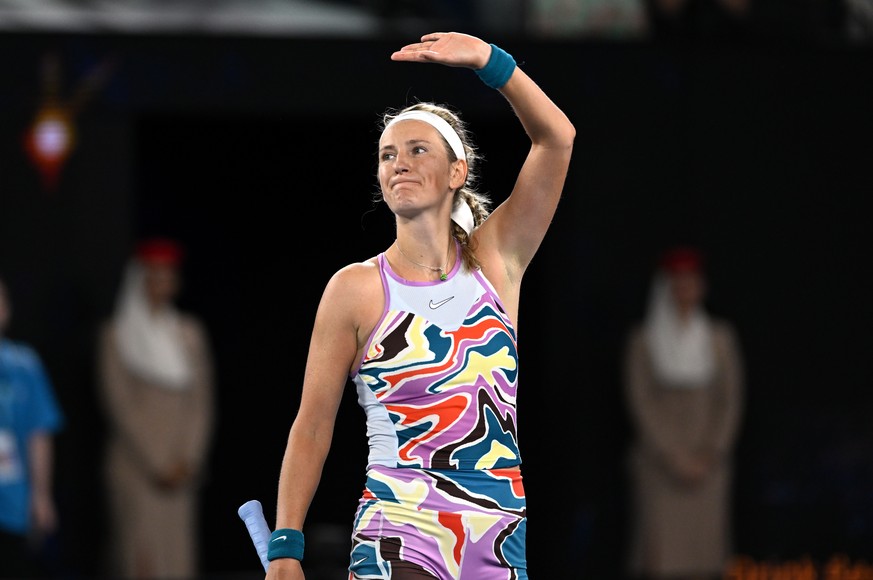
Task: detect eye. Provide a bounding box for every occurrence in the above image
[380,151,396,162]
[412,145,427,155]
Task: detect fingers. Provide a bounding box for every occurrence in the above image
[391,31,485,68]
[392,32,450,59]
[419,32,448,43]
[393,44,432,55]
[398,38,440,53]
[390,45,438,63]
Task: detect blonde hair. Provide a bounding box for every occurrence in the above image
[378,102,492,272]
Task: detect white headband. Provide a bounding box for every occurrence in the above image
[385,110,466,162]
[451,198,475,235]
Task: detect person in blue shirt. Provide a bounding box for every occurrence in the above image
[0,275,64,578]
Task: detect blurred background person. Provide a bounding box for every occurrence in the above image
[528,0,649,39]
[622,246,744,580]
[97,237,216,580]
[0,276,65,579]
[645,0,752,40]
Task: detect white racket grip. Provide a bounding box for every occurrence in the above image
[238,499,272,572]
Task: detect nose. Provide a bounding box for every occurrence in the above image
[392,151,410,173]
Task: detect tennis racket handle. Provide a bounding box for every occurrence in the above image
[238,499,272,572]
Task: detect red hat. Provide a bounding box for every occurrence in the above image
[659,246,703,273]
[135,237,184,266]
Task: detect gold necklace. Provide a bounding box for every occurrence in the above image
[395,240,450,281]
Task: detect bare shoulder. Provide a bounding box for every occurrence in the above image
[325,257,382,299]
[321,257,384,323]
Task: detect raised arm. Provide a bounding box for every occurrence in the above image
[392,32,576,275]
[491,57,576,271]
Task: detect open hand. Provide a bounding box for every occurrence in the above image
[391,32,492,70]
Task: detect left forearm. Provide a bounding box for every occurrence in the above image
[498,66,576,151]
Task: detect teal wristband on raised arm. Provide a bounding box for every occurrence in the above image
[475,44,517,89]
[267,528,305,562]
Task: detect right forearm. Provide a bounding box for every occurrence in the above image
[275,424,332,531]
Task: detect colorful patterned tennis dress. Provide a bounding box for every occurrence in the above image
[348,246,527,580]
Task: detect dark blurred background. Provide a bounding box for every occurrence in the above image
[1,1,872,578]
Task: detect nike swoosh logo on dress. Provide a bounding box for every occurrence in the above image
[429,296,455,309]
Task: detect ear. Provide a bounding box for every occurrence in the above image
[449,159,468,190]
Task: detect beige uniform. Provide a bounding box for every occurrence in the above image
[98,315,215,579]
[624,319,744,578]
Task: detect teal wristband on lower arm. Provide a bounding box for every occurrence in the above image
[475,44,517,89]
[267,528,305,561]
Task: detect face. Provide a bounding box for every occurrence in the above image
[378,120,466,218]
[142,262,180,308]
[668,269,706,312]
